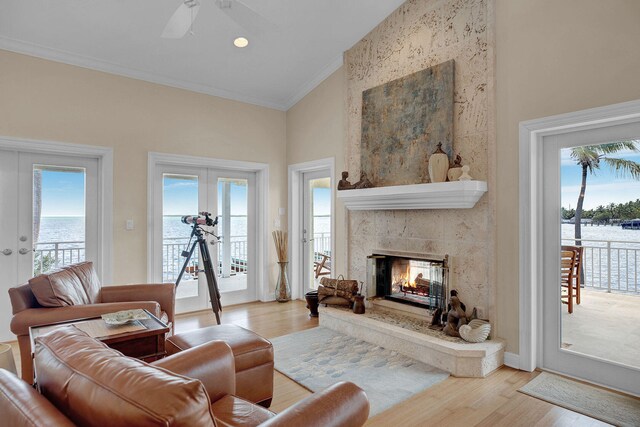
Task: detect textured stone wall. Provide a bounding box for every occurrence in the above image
[344,0,496,321]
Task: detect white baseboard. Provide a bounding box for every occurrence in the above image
[504,352,520,369]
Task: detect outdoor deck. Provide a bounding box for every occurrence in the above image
[562,288,640,370]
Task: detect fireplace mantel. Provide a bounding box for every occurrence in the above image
[337,180,487,210]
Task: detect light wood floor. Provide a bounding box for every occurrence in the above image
[7,301,613,426]
[176,301,611,427]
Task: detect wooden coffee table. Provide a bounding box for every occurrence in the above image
[30,310,170,364]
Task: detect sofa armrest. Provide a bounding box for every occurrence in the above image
[0,369,75,427]
[153,341,236,402]
[101,283,175,327]
[262,382,369,427]
[10,302,161,336]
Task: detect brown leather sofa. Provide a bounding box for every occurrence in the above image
[0,326,370,426]
[8,261,175,383]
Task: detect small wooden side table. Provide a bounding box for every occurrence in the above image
[30,310,170,370]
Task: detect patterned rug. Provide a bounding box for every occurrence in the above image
[270,327,449,417]
[519,372,640,427]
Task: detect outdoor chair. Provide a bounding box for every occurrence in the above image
[314,254,331,279]
[561,249,577,313]
[562,245,584,305]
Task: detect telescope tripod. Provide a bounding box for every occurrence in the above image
[176,224,222,324]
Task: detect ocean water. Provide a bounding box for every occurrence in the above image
[561,223,640,244]
[36,215,331,243]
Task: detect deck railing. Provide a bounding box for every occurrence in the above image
[561,238,640,293]
[314,232,331,261]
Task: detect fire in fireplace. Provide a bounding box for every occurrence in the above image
[367,250,449,310]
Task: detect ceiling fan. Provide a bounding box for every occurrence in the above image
[161,0,273,39]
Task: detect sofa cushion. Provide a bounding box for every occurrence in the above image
[29,268,90,307]
[35,326,216,427]
[64,261,102,303]
[211,395,275,427]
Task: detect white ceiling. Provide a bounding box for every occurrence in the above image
[0,0,405,110]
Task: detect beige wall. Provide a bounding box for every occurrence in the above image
[0,50,287,288]
[495,0,640,352]
[286,67,347,275]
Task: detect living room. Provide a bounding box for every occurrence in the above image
[1,1,640,426]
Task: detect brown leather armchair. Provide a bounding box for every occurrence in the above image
[0,326,370,426]
[8,261,175,383]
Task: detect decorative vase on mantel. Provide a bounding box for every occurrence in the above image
[447,154,463,181]
[275,261,291,302]
[428,142,450,183]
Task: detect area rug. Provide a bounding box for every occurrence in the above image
[519,372,640,427]
[270,327,449,417]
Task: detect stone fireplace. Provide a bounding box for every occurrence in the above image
[368,250,449,311]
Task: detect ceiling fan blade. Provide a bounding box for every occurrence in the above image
[215,0,275,35]
[161,1,201,39]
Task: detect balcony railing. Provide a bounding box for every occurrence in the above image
[162,236,248,283]
[34,241,85,275]
[561,238,640,293]
[313,232,331,261]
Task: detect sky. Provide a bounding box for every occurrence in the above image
[561,147,640,210]
[163,175,248,216]
[313,187,331,216]
[39,168,85,217]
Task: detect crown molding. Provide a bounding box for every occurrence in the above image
[282,54,344,111]
[0,36,291,111]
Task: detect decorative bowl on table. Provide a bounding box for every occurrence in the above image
[102,309,150,325]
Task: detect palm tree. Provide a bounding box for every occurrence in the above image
[570,141,640,245]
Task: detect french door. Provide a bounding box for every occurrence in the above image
[153,165,257,313]
[541,122,640,396]
[0,150,99,341]
[302,170,332,293]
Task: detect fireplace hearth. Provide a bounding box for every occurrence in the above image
[367,250,449,311]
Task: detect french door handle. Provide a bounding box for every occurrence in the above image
[1,249,12,256]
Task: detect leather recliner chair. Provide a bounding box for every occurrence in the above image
[0,326,370,426]
[8,261,175,383]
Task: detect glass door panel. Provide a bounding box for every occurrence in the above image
[32,166,86,275]
[162,173,204,303]
[559,142,640,370]
[303,172,332,291]
[216,178,249,292]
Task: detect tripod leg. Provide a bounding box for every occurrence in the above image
[199,238,222,324]
[176,239,198,287]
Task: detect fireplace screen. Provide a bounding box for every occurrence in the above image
[369,251,448,310]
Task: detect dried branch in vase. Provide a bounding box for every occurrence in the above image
[272,230,288,262]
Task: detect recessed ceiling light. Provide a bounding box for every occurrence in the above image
[233,37,249,48]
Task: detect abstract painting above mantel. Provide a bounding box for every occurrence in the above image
[361,60,454,187]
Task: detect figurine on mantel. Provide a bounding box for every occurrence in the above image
[354,172,373,189]
[337,171,356,190]
[459,165,473,181]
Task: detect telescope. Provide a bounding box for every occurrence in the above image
[176,211,222,324]
[181,212,218,227]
